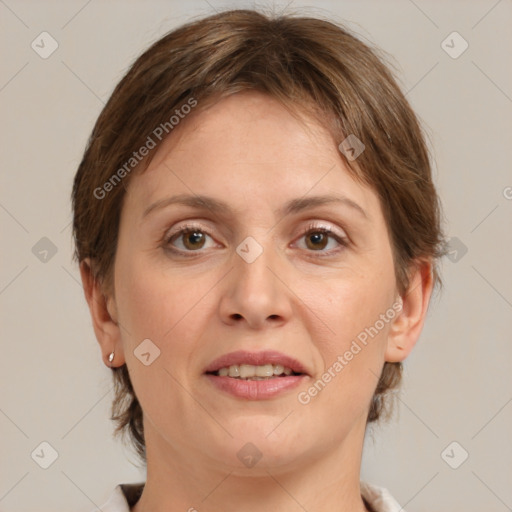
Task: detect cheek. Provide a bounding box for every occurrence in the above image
[114,249,182,349]
[114,250,218,365]
[298,266,395,354]
[294,257,395,411]
[299,286,393,422]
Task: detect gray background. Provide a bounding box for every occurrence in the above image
[1,0,511,510]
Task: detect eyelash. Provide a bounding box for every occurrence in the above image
[164,222,349,257]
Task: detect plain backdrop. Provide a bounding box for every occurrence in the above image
[1,1,511,511]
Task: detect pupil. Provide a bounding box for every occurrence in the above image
[308,232,327,250]
[186,231,204,249]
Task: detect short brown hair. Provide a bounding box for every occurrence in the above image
[72,8,446,464]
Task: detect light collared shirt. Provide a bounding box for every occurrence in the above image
[96,481,405,512]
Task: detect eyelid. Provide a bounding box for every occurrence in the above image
[164,221,218,245]
[297,221,348,240]
[292,221,350,254]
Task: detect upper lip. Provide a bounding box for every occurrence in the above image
[204,350,309,375]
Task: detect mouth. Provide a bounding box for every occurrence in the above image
[204,349,309,378]
[203,350,309,400]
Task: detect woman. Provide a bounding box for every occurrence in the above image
[72,8,446,512]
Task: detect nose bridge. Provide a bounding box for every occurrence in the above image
[235,233,280,300]
[220,232,292,326]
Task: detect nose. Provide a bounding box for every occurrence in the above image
[218,238,293,330]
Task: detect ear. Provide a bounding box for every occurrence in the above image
[79,258,125,367]
[385,259,434,363]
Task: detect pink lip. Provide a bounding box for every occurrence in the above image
[204,350,309,375]
[203,350,309,401]
[205,373,306,400]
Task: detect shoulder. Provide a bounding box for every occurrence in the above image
[360,481,405,512]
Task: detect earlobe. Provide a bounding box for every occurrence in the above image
[385,260,434,363]
[79,258,125,367]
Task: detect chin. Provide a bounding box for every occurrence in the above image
[210,420,310,470]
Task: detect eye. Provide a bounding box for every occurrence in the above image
[164,222,348,256]
[294,223,348,255]
[165,224,217,252]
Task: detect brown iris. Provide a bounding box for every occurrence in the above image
[305,231,329,250]
[182,230,206,250]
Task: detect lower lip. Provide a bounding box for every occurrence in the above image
[205,374,306,400]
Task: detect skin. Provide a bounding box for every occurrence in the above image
[80,91,433,512]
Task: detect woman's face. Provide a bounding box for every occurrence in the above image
[111,91,400,472]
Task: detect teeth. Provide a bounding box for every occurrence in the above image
[256,364,274,377]
[228,365,240,378]
[239,364,255,378]
[273,364,284,375]
[215,363,298,379]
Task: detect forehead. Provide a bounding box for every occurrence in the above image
[125,91,378,221]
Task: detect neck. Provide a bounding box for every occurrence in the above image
[132,417,370,512]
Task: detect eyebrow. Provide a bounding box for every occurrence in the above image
[142,193,368,220]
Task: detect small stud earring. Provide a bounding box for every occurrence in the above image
[108,352,115,364]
